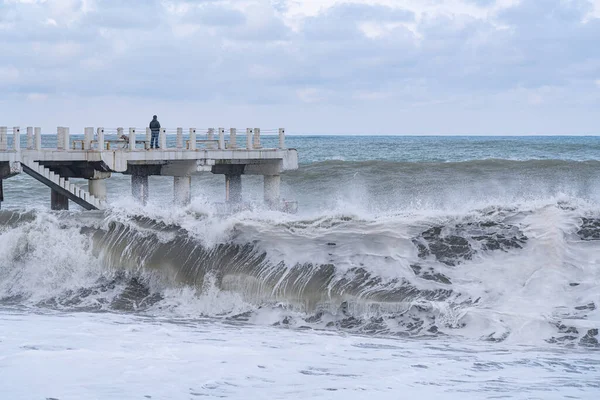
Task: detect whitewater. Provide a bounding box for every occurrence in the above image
[1,135,599,399]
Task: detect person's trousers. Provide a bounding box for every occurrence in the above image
[151,132,159,148]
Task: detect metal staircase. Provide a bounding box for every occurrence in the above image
[21,160,105,210]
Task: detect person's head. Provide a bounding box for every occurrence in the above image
[153,115,157,120]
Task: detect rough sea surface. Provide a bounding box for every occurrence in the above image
[1,135,599,399]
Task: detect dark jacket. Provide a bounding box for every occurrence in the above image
[149,118,161,134]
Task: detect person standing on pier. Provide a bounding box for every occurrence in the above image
[149,115,161,149]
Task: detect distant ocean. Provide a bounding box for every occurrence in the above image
[1,135,599,399]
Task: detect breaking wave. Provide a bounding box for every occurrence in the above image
[1,197,599,347]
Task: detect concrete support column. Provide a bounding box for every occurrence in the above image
[264,175,281,207]
[279,128,285,149]
[13,127,20,152]
[176,127,183,149]
[84,127,94,150]
[160,128,167,149]
[225,174,242,203]
[51,189,69,210]
[88,179,107,201]
[34,127,42,150]
[174,176,191,206]
[26,127,34,149]
[145,128,151,150]
[0,127,6,151]
[97,127,105,150]
[129,128,136,151]
[246,128,252,149]
[189,128,196,150]
[229,128,237,149]
[131,175,149,205]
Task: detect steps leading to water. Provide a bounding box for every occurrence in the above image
[20,160,105,210]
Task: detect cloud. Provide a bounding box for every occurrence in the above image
[0,64,19,78]
[27,92,48,101]
[182,3,246,26]
[0,0,598,134]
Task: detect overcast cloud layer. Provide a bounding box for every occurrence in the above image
[1,0,599,134]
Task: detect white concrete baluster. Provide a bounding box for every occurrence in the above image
[208,128,214,149]
[129,128,136,151]
[97,127,105,150]
[145,127,151,150]
[0,127,7,151]
[57,127,64,150]
[84,127,94,150]
[176,127,183,149]
[63,127,70,150]
[253,128,260,149]
[279,128,285,149]
[13,127,20,151]
[218,128,225,149]
[26,127,34,149]
[160,127,167,149]
[189,128,196,150]
[34,127,42,150]
[229,128,237,149]
[246,128,253,149]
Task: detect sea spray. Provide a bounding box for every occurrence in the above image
[1,198,598,346]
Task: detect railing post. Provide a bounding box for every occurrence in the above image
[63,127,70,150]
[229,128,237,149]
[97,127,105,150]
[160,127,167,149]
[57,127,64,150]
[253,127,261,149]
[13,127,20,151]
[208,128,214,149]
[117,127,124,141]
[145,127,151,150]
[26,127,33,149]
[218,127,225,149]
[246,128,252,149]
[34,127,42,150]
[84,127,94,150]
[189,128,196,150]
[129,128,136,151]
[0,127,7,151]
[279,128,285,149]
[176,127,183,149]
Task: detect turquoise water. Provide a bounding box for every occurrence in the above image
[6,134,600,163]
[281,135,600,163]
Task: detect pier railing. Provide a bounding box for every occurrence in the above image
[0,127,287,152]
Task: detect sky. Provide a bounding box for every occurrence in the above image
[0,0,599,135]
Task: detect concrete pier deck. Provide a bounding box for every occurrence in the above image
[0,126,298,210]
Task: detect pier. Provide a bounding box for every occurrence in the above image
[0,126,298,211]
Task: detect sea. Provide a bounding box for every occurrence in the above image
[1,135,599,399]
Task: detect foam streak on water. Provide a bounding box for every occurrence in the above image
[1,308,598,400]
